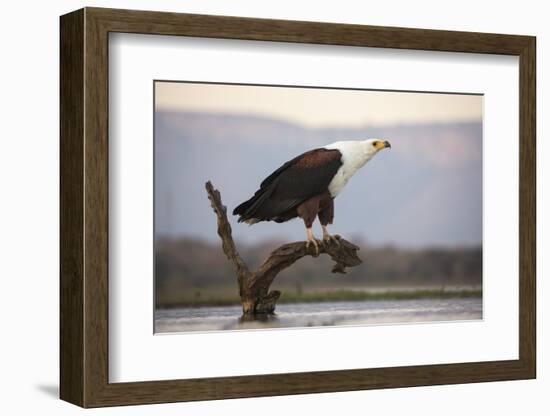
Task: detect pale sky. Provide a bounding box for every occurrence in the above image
[155,81,482,128]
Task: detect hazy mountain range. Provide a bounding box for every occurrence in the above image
[155,111,482,248]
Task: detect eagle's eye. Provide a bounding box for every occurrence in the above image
[373,141,379,147]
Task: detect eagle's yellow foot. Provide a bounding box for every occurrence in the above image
[322,226,340,246]
[305,228,320,256]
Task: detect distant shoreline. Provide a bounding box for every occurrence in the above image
[157,288,482,309]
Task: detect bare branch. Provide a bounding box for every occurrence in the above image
[205,181,250,281]
[250,237,362,295]
[205,181,362,316]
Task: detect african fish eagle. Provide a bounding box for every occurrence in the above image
[233,139,391,253]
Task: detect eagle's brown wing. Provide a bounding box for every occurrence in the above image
[233,148,342,223]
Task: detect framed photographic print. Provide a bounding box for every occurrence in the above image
[60,7,536,408]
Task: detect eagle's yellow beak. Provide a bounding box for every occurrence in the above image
[374,140,391,150]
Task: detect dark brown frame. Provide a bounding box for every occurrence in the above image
[60,7,536,408]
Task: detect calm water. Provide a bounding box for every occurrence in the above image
[155,297,482,333]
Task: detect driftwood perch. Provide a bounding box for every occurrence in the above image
[205,181,362,317]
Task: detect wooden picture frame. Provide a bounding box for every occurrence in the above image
[60,7,536,408]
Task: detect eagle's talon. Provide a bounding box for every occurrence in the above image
[306,238,320,256]
[322,232,340,247]
[328,238,340,247]
[305,228,321,256]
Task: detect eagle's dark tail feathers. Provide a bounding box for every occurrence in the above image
[232,185,274,224]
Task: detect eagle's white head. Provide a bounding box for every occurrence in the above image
[362,138,392,154]
[323,138,391,197]
[324,138,391,167]
[349,139,391,169]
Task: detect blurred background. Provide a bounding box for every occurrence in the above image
[154,81,482,311]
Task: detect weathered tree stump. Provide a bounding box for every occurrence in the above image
[205,181,362,317]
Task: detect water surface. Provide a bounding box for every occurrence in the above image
[155,297,482,333]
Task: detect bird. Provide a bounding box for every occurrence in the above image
[233,139,391,253]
